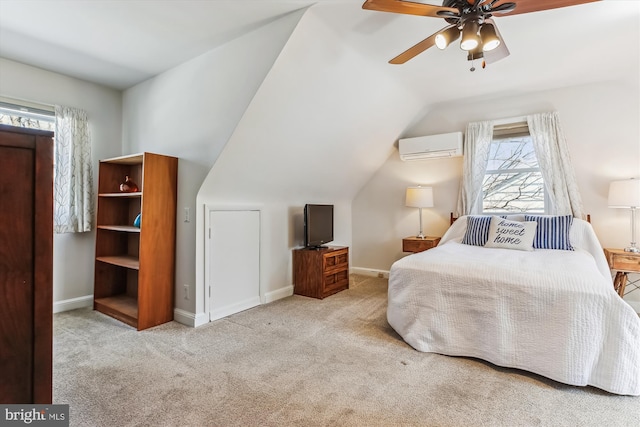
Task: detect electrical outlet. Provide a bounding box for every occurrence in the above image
[184,207,190,223]
[183,284,189,300]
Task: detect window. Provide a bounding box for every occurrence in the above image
[1,99,95,233]
[0,101,55,131]
[482,122,545,214]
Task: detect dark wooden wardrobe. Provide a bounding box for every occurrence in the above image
[0,124,53,404]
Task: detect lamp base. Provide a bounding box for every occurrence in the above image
[624,246,639,253]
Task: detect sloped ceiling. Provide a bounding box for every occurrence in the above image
[200,3,427,202]
[2,0,638,200]
[0,0,325,89]
[200,0,639,203]
[354,0,639,106]
[1,0,637,95]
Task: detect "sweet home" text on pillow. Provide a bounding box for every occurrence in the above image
[484,216,537,251]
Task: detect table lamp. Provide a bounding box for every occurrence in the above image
[608,178,640,253]
[406,186,434,239]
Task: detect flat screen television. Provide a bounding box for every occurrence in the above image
[304,204,334,248]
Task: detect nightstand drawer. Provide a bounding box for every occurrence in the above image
[604,248,640,273]
[610,254,640,272]
[402,236,441,253]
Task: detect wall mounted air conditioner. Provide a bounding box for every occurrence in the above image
[398,132,463,161]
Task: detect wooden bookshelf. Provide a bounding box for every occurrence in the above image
[94,152,178,330]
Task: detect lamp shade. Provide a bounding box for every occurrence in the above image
[460,20,480,51]
[435,26,460,50]
[406,186,434,208]
[608,179,640,208]
[480,23,500,51]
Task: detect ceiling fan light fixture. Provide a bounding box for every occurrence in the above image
[460,20,480,51]
[480,23,500,51]
[435,26,460,50]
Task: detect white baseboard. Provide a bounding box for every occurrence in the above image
[193,312,209,327]
[210,297,261,322]
[53,295,93,314]
[175,285,294,328]
[350,267,390,279]
[173,308,208,328]
[263,285,293,303]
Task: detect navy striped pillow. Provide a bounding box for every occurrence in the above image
[524,215,574,250]
[462,216,493,246]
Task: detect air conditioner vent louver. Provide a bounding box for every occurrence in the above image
[399,132,463,161]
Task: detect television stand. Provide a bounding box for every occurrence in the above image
[292,246,349,299]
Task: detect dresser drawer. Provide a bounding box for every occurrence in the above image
[323,269,349,295]
[323,248,348,271]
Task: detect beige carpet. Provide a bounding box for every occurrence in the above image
[53,275,639,426]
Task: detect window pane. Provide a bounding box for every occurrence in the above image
[0,112,54,131]
[483,170,545,213]
[483,134,545,214]
[486,136,538,171]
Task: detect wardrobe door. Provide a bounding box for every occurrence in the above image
[0,125,53,404]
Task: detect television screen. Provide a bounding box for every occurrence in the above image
[304,204,333,248]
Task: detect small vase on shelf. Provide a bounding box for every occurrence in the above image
[119,175,139,193]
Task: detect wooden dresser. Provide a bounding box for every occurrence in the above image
[0,125,53,403]
[293,246,349,299]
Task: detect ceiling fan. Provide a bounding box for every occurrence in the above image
[362,0,600,70]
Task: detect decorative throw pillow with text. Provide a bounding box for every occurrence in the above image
[484,216,537,251]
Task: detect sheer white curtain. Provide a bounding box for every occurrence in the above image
[456,120,494,216]
[527,112,583,218]
[54,105,94,233]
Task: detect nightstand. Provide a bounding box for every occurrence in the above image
[402,236,441,253]
[603,248,640,297]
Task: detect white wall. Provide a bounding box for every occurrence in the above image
[121,9,306,322]
[0,58,122,311]
[352,80,640,271]
[195,4,427,322]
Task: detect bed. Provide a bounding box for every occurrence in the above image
[388,215,640,396]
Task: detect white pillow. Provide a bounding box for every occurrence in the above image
[484,216,537,251]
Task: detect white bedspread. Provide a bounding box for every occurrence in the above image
[388,217,640,395]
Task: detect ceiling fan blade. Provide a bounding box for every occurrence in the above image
[362,0,459,18]
[493,0,600,16]
[483,19,509,64]
[389,25,456,64]
[490,2,516,14]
